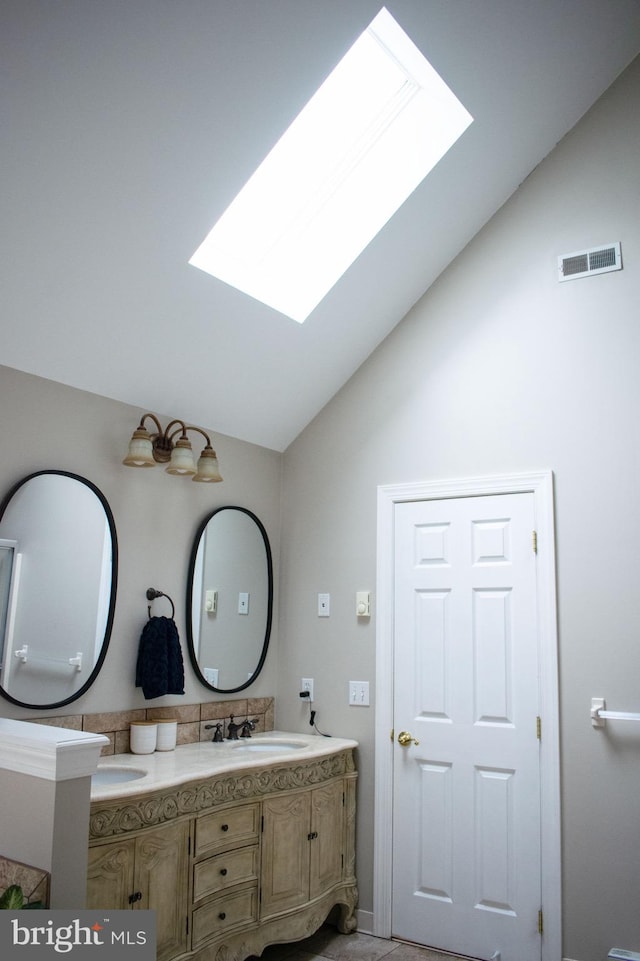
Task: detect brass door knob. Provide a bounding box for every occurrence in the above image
[397,731,419,747]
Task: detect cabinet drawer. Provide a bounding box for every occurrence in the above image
[193,845,258,902]
[191,885,258,948]
[195,803,259,856]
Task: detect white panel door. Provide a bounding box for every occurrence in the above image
[392,492,541,961]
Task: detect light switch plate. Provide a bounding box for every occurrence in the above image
[205,589,218,614]
[349,681,370,706]
[356,591,370,617]
[317,593,330,617]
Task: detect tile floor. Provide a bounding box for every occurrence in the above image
[252,925,468,961]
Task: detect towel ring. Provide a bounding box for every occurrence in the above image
[146,588,176,620]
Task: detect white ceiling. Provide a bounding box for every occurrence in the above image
[3,1,640,451]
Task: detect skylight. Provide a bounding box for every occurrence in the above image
[189,7,473,322]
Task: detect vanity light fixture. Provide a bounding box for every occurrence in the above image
[123,413,222,482]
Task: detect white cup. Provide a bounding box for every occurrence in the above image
[130,721,158,754]
[156,719,178,751]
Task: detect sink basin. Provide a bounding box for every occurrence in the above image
[230,739,307,753]
[92,766,147,785]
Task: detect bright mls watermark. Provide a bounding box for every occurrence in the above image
[0,911,155,958]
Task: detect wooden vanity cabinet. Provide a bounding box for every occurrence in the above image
[87,747,357,961]
[260,780,344,917]
[87,820,190,961]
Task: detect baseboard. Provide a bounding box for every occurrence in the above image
[356,909,374,935]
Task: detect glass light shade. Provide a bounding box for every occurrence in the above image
[193,447,223,483]
[166,437,196,475]
[123,428,156,467]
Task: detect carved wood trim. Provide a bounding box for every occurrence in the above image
[90,750,356,840]
[189,885,358,961]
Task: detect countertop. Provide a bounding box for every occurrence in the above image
[91,731,358,801]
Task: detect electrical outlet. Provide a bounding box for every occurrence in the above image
[349,681,370,706]
[301,677,314,702]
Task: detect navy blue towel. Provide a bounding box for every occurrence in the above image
[135,616,185,699]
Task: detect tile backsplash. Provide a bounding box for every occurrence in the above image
[30,697,274,755]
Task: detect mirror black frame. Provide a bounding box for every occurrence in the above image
[186,506,273,694]
[0,469,119,710]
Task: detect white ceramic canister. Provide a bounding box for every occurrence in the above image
[155,718,178,751]
[129,721,158,754]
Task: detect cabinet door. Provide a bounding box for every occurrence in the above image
[134,821,190,961]
[310,780,344,899]
[87,839,135,910]
[260,792,310,917]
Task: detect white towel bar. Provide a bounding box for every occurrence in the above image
[591,697,640,728]
[12,645,83,672]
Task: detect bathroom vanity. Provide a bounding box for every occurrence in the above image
[87,733,358,961]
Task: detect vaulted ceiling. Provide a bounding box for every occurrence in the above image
[3,1,640,450]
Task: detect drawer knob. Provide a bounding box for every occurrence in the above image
[220,868,228,876]
[221,824,229,832]
[218,912,226,921]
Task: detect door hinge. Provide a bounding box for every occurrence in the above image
[538,908,544,934]
[536,716,542,740]
[532,530,538,554]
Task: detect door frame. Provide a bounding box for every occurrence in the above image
[374,471,561,960]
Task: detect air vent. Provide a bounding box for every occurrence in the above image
[558,242,622,282]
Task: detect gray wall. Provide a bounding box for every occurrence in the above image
[1,53,639,961]
[278,56,640,961]
[0,366,282,715]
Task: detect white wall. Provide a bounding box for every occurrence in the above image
[0,366,282,716]
[278,56,640,961]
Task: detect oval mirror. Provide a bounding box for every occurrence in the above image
[187,506,272,693]
[0,471,118,709]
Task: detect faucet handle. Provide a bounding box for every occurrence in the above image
[204,722,224,742]
[239,717,259,738]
